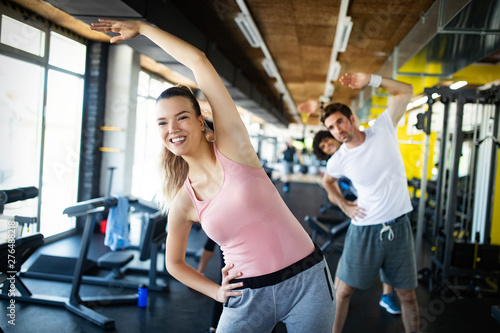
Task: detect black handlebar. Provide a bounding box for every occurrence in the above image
[62,197,145,217]
[0,187,39,205]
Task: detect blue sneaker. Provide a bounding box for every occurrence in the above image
[283,185,289,192]
[379,293,401,315]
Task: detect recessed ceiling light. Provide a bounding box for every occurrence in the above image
[450,81,468,90]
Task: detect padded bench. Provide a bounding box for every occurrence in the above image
[97,251,134,278]
[306,215,350,252]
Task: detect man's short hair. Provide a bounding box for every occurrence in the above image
[321,102,353,124]
[312,130,334,161]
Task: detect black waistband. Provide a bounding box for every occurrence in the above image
[230,244,324,290]
[385,214,408,225]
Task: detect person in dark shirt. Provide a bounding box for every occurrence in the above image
[280,138,297,192]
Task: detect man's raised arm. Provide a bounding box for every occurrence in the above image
[340,73,413,126]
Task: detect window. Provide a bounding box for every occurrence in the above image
[49,31,86,74]
[1,14,45,56]
[0,54,43,238]
[40,69,84,236]
[0,11,86,238]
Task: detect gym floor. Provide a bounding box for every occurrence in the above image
[1,181,499,333]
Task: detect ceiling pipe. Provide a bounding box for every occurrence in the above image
[356,0,479,122]
[235,0,302,124]
[322,0,351,102]
[234,12,262,48]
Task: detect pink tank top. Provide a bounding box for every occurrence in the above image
[184,143,314,278]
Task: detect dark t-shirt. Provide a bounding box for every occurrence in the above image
[283,146,295,162]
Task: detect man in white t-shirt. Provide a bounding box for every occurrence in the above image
[322,73,420,333]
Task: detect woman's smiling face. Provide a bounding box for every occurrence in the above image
[156,96,204,156]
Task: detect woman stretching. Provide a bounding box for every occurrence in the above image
[91,19,335,332]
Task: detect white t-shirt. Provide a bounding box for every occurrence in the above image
[326,110,413,226]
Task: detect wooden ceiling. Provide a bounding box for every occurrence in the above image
[169,0,438,125]
[13,0,498,127]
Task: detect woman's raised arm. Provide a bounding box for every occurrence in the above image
[91,19,260,166]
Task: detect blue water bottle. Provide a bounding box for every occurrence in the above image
[138,284,148,308]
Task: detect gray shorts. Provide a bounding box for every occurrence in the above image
[337,214,418,290]
[217,256,335,333]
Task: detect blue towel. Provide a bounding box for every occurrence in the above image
[104,196,130,251]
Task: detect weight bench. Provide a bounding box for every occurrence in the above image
[0,234,66,310]
[305,214,350,252]
[119,211,169,291]
[0,188,136,329]
[97,251,134,279]
[492,304,500,323]
[1,233,44,269]
[0,231,134,330]
[23,197,169,291]
[81,200,169,291]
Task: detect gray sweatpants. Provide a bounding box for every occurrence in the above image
[216,259,336,333]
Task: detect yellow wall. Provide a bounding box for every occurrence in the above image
[491,147,500,245]
[398,59,442,96]
[397,114,436,182]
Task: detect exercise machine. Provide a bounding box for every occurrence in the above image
[305,214,349,252]
[492,304,500,323]
[1,186,41,289]
[22,196,170,291]
[420,86,500,295]
[306,178,353,253]
[0,187,137,329]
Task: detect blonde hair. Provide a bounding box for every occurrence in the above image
[157,146,189,214]
[156,85,202,214]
